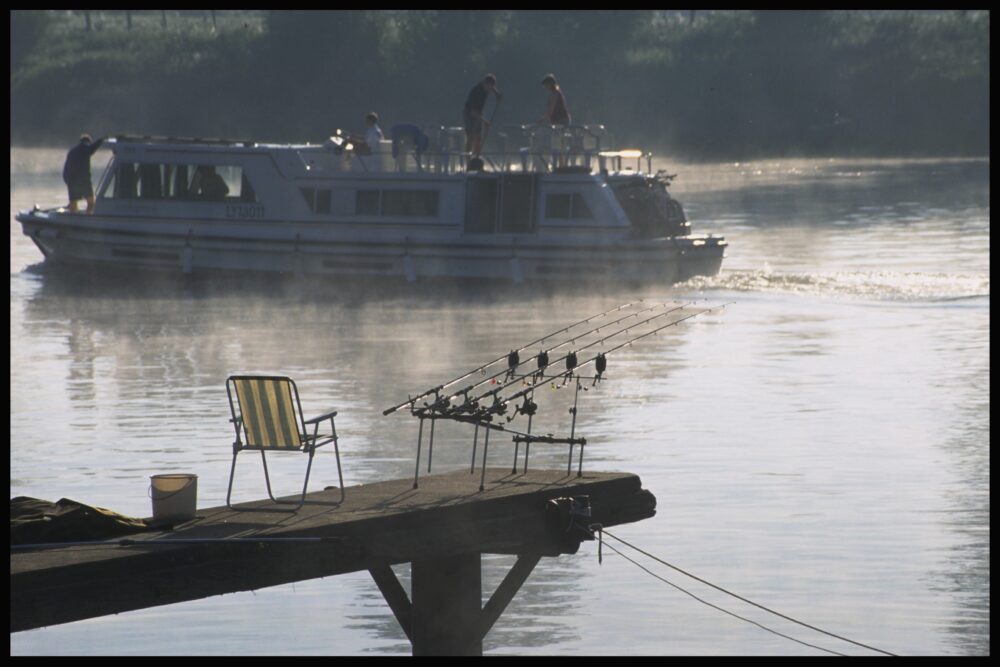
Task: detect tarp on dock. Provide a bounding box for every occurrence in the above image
[10,497,154,545]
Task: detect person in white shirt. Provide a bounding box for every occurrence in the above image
[363,112,384,154]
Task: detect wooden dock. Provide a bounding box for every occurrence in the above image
[11,467,656,655]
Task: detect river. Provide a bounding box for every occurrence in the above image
[10,150,989,655]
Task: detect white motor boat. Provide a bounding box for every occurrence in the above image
[16,124,726,284]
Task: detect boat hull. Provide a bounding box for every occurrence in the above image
[18,211,726,285]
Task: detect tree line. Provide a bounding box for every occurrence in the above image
[10,10,989,158]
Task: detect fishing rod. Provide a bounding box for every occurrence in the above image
[383,300,641,415]
[425,301,688,412]
[419,303,730,427]
[434,302,708,417]
[490,303,733,413]
[426,301,692,416]
[405,301,732,489]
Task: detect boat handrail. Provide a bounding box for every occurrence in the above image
[109,127,656,177]
[305,147,653,176]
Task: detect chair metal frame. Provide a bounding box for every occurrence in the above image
[226,375,344,509]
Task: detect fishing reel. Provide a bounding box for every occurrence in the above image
[426,392,451,411]
[487,395,508,418]
[445,392,478,417]
[508,394,538,422]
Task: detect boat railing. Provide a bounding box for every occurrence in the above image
[319,123,654,176]
[117,127,655,178]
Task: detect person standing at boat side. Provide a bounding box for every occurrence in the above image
[364,112,384,153]
[540,74,571,168]
[464,74,502,158]
[339,113,384,156]
[540,74,571,126]
[62,134,105,214]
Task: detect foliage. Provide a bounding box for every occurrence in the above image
[10,10,989,158]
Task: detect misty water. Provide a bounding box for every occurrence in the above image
[10,150,989,655]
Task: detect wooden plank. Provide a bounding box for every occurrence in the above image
[11,468,655,632]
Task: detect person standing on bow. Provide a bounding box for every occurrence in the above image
[463,73,502,158]
[63,134,105,214]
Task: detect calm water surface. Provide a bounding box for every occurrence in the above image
[9,151,989,655]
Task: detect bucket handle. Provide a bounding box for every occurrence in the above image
[149,476,196,500]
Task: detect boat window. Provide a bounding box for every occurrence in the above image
[301,187,316,211]
[315,189,332,215]
[210,165,247,201]
[573,194,593,219]
[356,190,380,215]
[101,161,256,203]
[381,190,439,217]
[241,172,256,203]
[113,162,138,200]
[138,164,164,199]
[545,193,593,220]
[464,177,499,233]
[354,190,439,217]
[498,174,538,233]
[98,163,117,199]
[173,165,190,199]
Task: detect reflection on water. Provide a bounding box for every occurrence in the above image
[10,154,988,655]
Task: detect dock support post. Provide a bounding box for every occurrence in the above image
[412,552,483,656]
[368,551,543,656]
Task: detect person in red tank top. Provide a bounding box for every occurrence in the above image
[541,74,571,126]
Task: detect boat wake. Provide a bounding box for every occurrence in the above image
[679,267,990,303]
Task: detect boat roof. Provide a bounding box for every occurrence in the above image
[110,134,314,150]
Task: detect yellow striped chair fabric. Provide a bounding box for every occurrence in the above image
[232,377,303,449]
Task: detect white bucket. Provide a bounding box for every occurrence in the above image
[149,473,198,521]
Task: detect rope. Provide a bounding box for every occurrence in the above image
[600,528,898,657]
[600,539,847,656]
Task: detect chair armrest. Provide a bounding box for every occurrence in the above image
[304,409,338,424]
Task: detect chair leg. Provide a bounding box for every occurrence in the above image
[261,450,277,501]
[226,449,240,508]
[332,437,345,503]
[296,449,314,509]
[263,450,306,507]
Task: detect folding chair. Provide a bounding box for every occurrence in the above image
[226,375,344,509]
